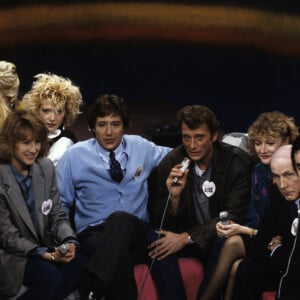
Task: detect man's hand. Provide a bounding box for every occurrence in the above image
[166,163,190,215]
[148,230,188,260]
[166,163,189,195]
[267,235,282,252]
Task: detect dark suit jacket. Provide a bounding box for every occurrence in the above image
[0,158,76,297]
[248,186,298,274]
[149,141,253,251]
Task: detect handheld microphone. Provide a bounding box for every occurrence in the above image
[219,211,229,225]
[173,158,190,184]
[58,243,69,255]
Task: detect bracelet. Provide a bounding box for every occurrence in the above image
[50,252,55,262]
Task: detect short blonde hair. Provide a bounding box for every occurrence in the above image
[248,111,299,156]
[22,73,83,127]
[0,61,20,99]
[0,61,19,127]
[0,98,10,129]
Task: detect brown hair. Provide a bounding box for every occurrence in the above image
[0,110,49,163]
[88,94,130,131]
[177,105,219,135]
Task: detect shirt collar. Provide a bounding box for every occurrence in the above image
[96,138,125,162]
[10,164,33,184]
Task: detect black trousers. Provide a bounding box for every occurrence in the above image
[78,211,150,300]
[21,253,85,300]
[147,228,204,300]
[232,257,279,300]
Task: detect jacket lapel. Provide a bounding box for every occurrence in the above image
[32,163,45,238]
[0,165,38,238]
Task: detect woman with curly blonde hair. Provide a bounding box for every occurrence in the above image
[22,73,83,166]
[199,111,299,300]
[0,60,20,127]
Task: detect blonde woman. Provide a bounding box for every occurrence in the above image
[23,73,83,166]
[199,111,299,300]
[0,60,20,127]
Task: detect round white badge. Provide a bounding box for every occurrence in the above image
[291,218,299,236]
[202,180,216,197]
[41,199,53,215]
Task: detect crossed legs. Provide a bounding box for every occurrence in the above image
[199,235,245,300]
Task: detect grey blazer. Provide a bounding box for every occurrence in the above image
[0,158,76,297]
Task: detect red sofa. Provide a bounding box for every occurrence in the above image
[134,258,204,300]
[134,258,276,300]
[262,291,276,300]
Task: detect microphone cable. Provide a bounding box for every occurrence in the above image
[276,209,300,299]
[138,159,190,299]
[137,190,172,300]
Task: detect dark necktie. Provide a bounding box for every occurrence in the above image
[19,177,38,230]
[109,151,123,183]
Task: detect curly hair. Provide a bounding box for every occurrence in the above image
[0,97,10,129]
[0,60,20,128]
[248,111,299,156]
[0,60,20,100]
[22,73,83,127]
[0,110,49,163]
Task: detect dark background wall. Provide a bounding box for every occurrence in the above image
[1,1,300,133]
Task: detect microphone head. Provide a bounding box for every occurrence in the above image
[219,211,229,225]
[58,243,69,255]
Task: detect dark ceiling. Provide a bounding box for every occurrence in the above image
[1,0,300,13]
[1,1,299,132]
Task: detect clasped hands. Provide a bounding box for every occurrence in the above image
[216,221,241,238]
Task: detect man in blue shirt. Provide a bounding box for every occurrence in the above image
[56,94,171,300]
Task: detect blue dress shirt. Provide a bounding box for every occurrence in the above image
[56,135,171,233]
